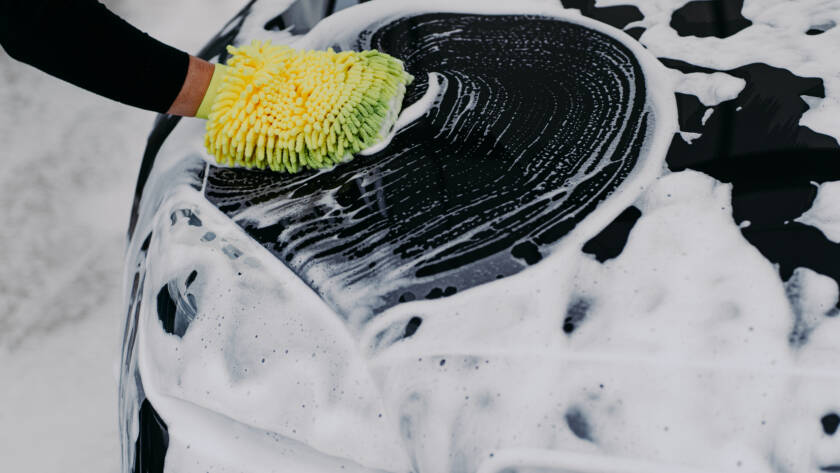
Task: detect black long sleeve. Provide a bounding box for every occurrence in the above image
[0,0,190,113]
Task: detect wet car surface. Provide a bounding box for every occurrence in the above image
[122,1,840,472]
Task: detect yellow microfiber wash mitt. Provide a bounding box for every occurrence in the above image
[197,40,414,173]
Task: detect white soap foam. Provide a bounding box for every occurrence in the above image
[135,186,412,472]
[701,107,714,125]
[669,69,746,107]
[679,130,702,143]
[360,171,820,473]
[786,267,839,339]
[796,180,840,243]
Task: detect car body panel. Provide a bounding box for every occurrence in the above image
[121,1,840,472]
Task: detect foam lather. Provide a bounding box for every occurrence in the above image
[202,41,413,173]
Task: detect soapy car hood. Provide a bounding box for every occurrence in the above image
[121,1,840,473]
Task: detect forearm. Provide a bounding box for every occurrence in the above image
[0,0,195,114]
[167,56,215,117]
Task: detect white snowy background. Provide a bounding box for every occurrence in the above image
[0,1,246,471]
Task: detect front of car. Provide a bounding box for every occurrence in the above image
[121,1,840,472]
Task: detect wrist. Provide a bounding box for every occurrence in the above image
[167,55,215,117]
[195,64,229,119]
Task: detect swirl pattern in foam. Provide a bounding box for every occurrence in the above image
[204,11,675,322]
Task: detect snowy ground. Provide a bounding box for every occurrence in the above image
[0,1,246,471]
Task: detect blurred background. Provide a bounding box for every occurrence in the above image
[0,0,245,471]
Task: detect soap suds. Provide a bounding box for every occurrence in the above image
[679,131,702,144]
[670,69,746,107]
[363,170,820,473]
[785,267,839,348]
[796,180,840,243]
[701,108,714,125]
